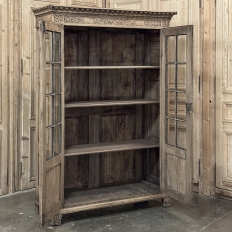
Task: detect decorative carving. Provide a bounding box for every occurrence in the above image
[94,17,135,26]
[35,5,176,29]
[50,214,62,226]
[144,20,161,27]
[162,20,170,28]
[54,15,63,22]
[64,16,84,23]
[33,5,177,18]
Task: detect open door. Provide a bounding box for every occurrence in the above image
[38,20,64,225]
[160,26,193,205]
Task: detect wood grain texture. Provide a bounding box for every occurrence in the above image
[216,0,232,194]
[64,31,89,189]
[201,0,216,196]
[0,2,8,195]
[65,139,159,156]
[65,99,159,108]
[62,182,164,214]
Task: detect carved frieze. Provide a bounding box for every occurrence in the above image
[93,17,135,26]
[34,5,176,29]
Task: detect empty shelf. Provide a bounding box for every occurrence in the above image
[64,66,159,70]
[61,182,165,214]
[65,99,159,108]
[65,139,159,157]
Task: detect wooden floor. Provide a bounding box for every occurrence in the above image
[61,182,165,214]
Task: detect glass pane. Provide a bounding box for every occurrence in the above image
[167,36,176,62]
[177,120,186,149]
[46,64,52,94]
[167,64,176,90]
[46,96,53,127]
[54,32,61,62]
[166,91,175,118]
[45,31,53,62]
[54,94,61,124]
[53,125,61,157]
[177,64,186,90]
[177,92,186,120]
[46,128,53,160]
[54,64,61,93]
[166,118,176,146]
[177,35,186,62]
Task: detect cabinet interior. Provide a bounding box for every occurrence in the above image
[62,26,162,211]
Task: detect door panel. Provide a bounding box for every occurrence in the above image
[161,25,193,205]
[216,0,232,196]
[38,21,64,225]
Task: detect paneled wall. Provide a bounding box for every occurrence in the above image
[0,1,8,196]
[216,0,232,197]
[108,0,201,189]
[0,0,218,197]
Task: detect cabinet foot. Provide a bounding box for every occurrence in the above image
[162,197,171,208]
[34,201,39,214]
[50,214,62,226]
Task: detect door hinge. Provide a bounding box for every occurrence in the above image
[214,75,216,93]
[7,168,9,186]
[199,0,202,8]
[7,57,10,74]
[20,162,23,178]
[21,59,23,76]
[199,75,201,93]
[198,159,201,176]
[186,103,193,113]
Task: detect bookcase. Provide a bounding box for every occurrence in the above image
[34,6,193,226]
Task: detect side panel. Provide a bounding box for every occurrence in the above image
[160,26,193,205]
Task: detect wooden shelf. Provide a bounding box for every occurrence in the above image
[65,99,159,108]
[65,139,159,157]
[61,182,165,215]
[64,66,159,70]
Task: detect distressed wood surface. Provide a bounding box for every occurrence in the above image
[216,0,232,196]
[62,182,164,214]
[200,0,216,196]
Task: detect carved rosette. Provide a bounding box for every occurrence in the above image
[162,20,170,28]
[54,15,84,24]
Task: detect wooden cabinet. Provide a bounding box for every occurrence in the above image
[34,5,193,226]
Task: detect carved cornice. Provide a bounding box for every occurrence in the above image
[32,5,177,18]
[32,5,176,29]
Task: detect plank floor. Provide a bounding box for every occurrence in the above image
[65,139,159,157]
[61,182,165,214]
[65,99,159,108]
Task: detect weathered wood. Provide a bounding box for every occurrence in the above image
[0,2,8,196]
[88,30,100,188]
[216,0,232,195]
[61,182,165,214]
[65,139,159,157]
[65,99,159,108]
[201,0,216,196]
[64,30,89,189]
[64,66,159,69]
[160,26,193,205]
[38,21,64,226]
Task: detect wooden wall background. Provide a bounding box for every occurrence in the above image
[0,0,221,198]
